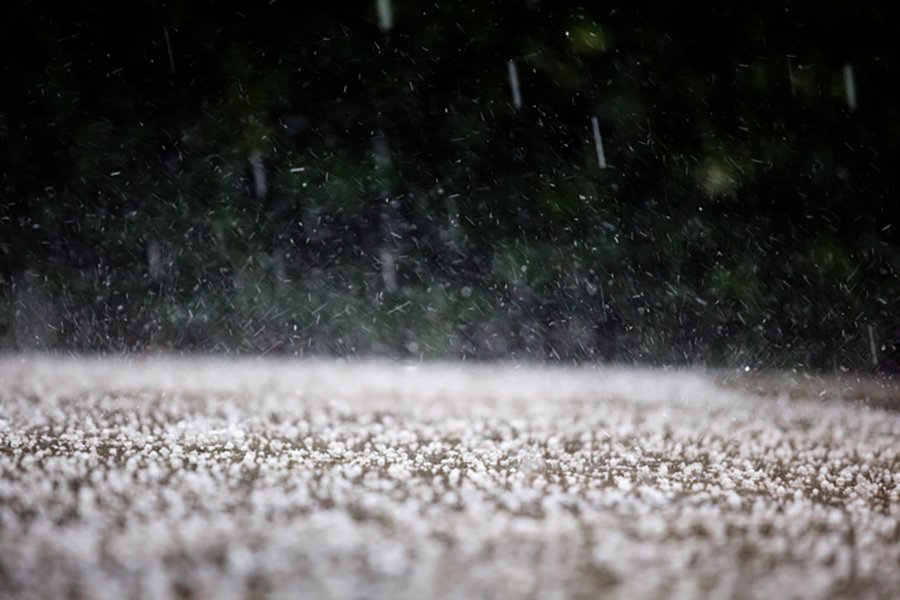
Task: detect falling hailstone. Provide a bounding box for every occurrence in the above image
[786,55,796,96]
[868,324,879,368]
[507,60,522,110]
[380,247,398,293]
[843,64,857,112]
[163,27,176,74]
[591,116,607,169]
[147,240,162,281]
[372,133,392,170]
[376,0,393,32]
[249,150,267,200]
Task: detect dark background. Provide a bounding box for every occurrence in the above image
[2,1,899,371]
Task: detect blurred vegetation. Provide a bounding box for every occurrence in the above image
[1,0,899,371]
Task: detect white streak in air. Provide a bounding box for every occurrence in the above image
[868,324,878,368]
[380,247,398,293]
[147,240,162,281]
[376,0,393,32]
[163,27,175,74]
[249,151,267,200]
[786,55,795,96]
[373,133,391,170]
[843,64,857,112]
[507,60,522,110]
[591,116,607,169]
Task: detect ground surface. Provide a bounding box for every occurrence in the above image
[0,356,898,599]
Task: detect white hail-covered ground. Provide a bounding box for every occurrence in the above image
[0,356,898,599]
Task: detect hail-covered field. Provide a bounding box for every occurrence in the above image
[0,356,898,599]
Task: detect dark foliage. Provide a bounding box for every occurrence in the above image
[2,1,899,371]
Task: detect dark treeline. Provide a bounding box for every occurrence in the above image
[2,1,899,371]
